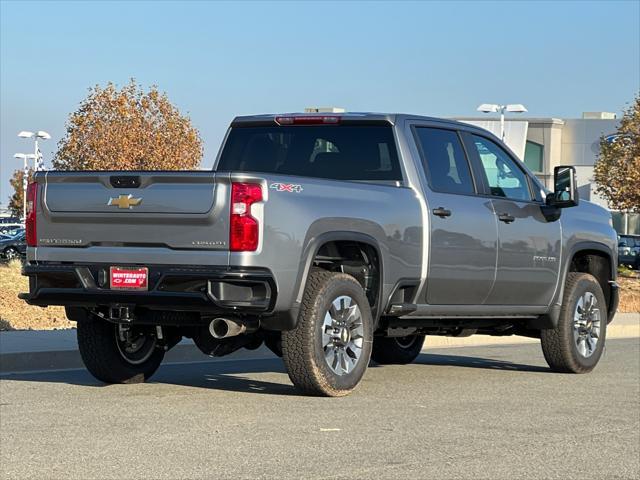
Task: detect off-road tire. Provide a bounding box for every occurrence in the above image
[77,314,164,384]
[371,334,425,365]
[540,272,607,373]
[282,270,373,397]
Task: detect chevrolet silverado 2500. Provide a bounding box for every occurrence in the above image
[21,113,619,396]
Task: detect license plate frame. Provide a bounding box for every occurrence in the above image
[109,266,149,291]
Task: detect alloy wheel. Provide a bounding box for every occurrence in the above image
[321,295,365,376]
[394,335,420,349]
[572,291,601,358]
[115,325,157,365]
[4,248,19,260]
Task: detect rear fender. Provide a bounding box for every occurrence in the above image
[261,231,384,331]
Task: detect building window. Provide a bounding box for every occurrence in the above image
[523,141,543,173]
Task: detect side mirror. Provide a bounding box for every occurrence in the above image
[547,166,579,208]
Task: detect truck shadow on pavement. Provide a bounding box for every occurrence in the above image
[413,352,548,373]
[155,358,297,395]
[0,352,548,395]
[0,358,296,395]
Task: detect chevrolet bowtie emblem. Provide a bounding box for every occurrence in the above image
[108,194,142,209]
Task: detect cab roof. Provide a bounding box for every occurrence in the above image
[231,112,472,130]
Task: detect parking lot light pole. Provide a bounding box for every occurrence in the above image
[13,153,37,222]
[476,104,528,141]
[18,130,51,171]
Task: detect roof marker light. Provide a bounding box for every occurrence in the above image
[275,116,341,126]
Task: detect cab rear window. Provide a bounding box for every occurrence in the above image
[217,126,402,182]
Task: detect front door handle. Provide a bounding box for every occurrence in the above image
[432,207,452,218]
[498,213,516,224]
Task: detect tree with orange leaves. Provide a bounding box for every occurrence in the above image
[593,93,640,212]
[8,168,33,218]
[54,80,203,171]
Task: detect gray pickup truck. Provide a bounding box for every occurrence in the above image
[21,113,619,396]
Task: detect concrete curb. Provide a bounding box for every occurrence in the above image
[1,313,638,375]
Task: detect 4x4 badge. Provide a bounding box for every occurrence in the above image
[270,182,303,193]
[108,194,142,209]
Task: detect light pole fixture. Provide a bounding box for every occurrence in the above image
[13,153,37,222]
[18,130,51,171]
[476,104,528,141]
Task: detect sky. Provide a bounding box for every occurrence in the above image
[1,0,639,206]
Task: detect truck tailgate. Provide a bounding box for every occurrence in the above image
[36,171,230,253]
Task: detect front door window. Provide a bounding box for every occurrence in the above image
[471,135,532,201]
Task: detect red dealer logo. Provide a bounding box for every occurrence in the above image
[110,267,148,290]
[269,182,303,193]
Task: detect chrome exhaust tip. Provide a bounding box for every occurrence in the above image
[209,318,247,339]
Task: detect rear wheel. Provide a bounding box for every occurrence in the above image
[540,272,607,373]
[77,314,164,384]
[282,270,373,397]
[371,334,425,365]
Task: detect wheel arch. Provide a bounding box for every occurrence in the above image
[295,231,385,327]
[541,241,618,328]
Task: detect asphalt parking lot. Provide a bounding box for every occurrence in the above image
[1,339,639,480]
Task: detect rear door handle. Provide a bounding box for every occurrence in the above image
[432,207,452,218]
[498,213,515,224]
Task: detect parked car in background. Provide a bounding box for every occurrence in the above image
[618,234,640,269]
[0,216,21,225]
[0,230,26,260]
[0,226,24,237]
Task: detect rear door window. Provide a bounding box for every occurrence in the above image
[414,127,475,195]
[217,125,402,182]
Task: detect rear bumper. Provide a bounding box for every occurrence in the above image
[20,263,276,314]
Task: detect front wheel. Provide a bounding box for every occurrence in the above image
[540,272,607,373]
[77,315,165,384]
[371,334,425,365]
[3,247,20,260]
[282,270,373,397]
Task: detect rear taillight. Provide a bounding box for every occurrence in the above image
[230,182,262,252]
[26,181,37,247]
